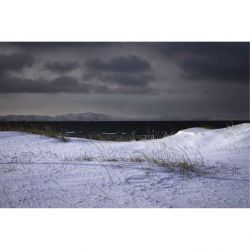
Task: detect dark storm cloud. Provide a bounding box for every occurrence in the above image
[180,54,249,82]
[0,47,157,95]
[0,42,249,120]
[83,55,157,94]
[152,42,248,58]
[86,56,151,73]
[0,75,89,93]
[89,83,158,95]
[12,42,117,52]
[83,72,155,87]
[8,42,249,84]
[0,72,157,95]
[49,77,82,92]
[104,74,154,87]
[0,53,34,74]
[44,61,79,73]
[152,42,249,83]
[0,52,83,93]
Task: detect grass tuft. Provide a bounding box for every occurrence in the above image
[0,123,69,142]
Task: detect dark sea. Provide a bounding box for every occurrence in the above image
[0,121,248,138]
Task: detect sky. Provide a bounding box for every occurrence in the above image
[0,42,249,120]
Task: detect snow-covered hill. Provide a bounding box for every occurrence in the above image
[0,123,249,207]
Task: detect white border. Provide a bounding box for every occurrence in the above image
[0,0,249,41]
[0,209,250,250]
[0,1,249,250]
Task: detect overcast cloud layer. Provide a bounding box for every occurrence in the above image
[0,42,249,120]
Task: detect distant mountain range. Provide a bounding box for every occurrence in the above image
[1,113,244,122]
[0,113,136,121]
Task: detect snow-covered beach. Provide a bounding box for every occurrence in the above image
[0,123,249,208]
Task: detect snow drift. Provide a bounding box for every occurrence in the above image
[0,123,249,207]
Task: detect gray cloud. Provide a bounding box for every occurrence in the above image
[180,55,248,83]
[44,61,79,73]
[83,55,156,94]
[0,42,248,120]
[83,72,155,87]
[103,74,155,87]
[0,75,89,93]
[151,42,249,83]
[89,83,158,95]
[0,72,157,95]
[0,53,34,74]
[86,55,151,73]
[11,42,118,53]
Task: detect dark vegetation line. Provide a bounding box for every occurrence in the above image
[0,123,68,142]
[0,120,248,141]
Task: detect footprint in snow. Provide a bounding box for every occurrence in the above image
[125,175,151,185]
[125,174,174,190]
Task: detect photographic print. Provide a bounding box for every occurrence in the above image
[0,42,249,208]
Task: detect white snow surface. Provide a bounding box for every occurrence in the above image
[0,123,249,208]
